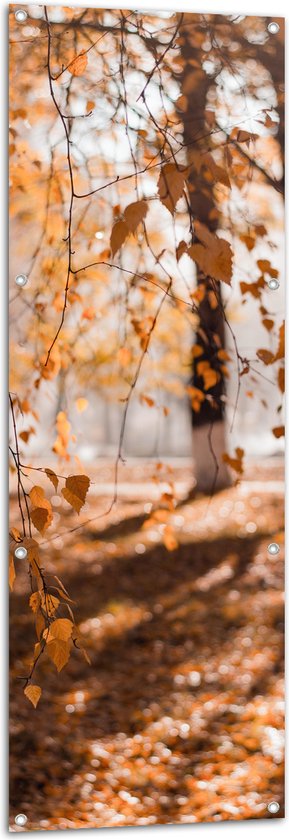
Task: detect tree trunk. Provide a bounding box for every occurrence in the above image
[180,22,231,493]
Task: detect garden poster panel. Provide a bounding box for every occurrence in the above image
[9,4,285,831]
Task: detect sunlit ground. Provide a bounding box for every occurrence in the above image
[10,457,284,830]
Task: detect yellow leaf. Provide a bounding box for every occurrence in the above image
[76,397,88,413]
[123,200,148,233]
[24,684,42,708]
[9,553,16,591]
[110,219,129,256]
[67,51,88,77]
[45,468,58,491]
[62,474,90,514]
[46,638,71,672]
[158,163,186,214]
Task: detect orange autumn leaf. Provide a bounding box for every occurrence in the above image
[176,240,187,261]
[191,344,203,359]
[29,591,41,613]
[9,553,16,591]
[29,486,53,534]
[257,259,278,278]
[197,360,219,390]
[110,219,129,256]
[24,684,42,709]
[82,307,95,320]
[272,425,285,439]
[46,639,71,672]
[53,411,71,460]
[163,525,178,551]
[275,321,285,361]
[62,474,90,514]
[158,163,186,214]
[117,347,132,366]
[140,394,155,407]
[257,348,275,365]
[278,367,285,393]
[222,447,244,475]
[262,318,274,332]
[67,52,88,77]
[188,221,233,285]
[123,200,148,233]
[45,618,74,642]
[44,468,58,491]
[187,385,205,412]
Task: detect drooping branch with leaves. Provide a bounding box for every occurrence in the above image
[9,6,284,706]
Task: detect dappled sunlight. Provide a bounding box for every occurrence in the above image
[10,460,284,828]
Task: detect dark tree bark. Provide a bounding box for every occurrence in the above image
[180,20,231,493]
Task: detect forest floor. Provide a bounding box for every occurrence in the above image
[9,458,284,830]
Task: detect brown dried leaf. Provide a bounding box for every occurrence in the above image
[278,367,285,394]
[272,425,285,439]
[67,51,88,77]
[110,220,129,256]
[222,447,244,475]
[9,553,16,591]
[29,486,53,533]
[44,468,59,491]
[158,163,186,214]
[62,474,90,514]
[124,200,148,233]
[257,348,275,366]
[188,221,232,284]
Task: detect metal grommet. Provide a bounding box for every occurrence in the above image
[267,22,280,34]
[15,814,28,826]
[15,9,28,22]
[15,274,28,288]
[267,801,280,814]
[14,546,28,560]
[267,278,280,290]
[267,542,280,556]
